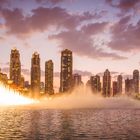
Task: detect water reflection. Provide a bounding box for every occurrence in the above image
[28,111,41,139]
[0,108,140,140]
[59,111,74,140]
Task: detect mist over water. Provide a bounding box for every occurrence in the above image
[0,84,140,109]
[0,86,140,140]
[34,86,140,109]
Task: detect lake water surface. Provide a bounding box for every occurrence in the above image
[0,107,140,140]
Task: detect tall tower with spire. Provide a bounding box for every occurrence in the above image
[133,70,139,94]
[117,75,122,94]
[103,69,111,97]
[60,49,73,93]
[31,52,40,98]
[45,60,54,95]
[10,48,21,86]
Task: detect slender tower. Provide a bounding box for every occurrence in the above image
[10,48,21,86]
[103,69,111,97]
[113,81,118,96]
[133,70,139,94]
[117,75,122,94]
[72,73,83,87]
[31,52,40,98]
[125,78,131,95]
[88,75,101,93]
[45,60,54,95]
[60,49,73,93]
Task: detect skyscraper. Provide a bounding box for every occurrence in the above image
[87,75,101,93]
[31,52,40,98]
[60,49,73,93]
[72,73,83,87]
[112,81,118,96]
[125,78,134,95]
[0,70,8,85]
[40,82,45,94]
[125,78,130,95]
[133,70,139,94]
[117,75,122,94]
[45,60,54,95]
[24,81,30,89]
[125,78,131,95]
[103,69,111,97]
[20,76,25,88]
[10,48,21,86]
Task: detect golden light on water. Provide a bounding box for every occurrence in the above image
[0,85,35,106]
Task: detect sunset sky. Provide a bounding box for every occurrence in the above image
[0,0,140,88]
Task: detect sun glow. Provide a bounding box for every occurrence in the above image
[0,85,35,106]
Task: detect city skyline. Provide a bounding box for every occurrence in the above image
[0,0,140,84]
[1,47,140,79]
[0,47,140,97]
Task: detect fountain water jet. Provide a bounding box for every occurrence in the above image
[0,84,35,106]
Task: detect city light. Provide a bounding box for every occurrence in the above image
[0,84,35,106]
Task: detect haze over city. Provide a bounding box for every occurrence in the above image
[0,0,140,89]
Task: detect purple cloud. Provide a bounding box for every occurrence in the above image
[82,22,108,35]
[0,7,100,37]
[35,0,66,4]
[106,0,140,16]
[73,70,92,76]
[108,16,140,52]
[0,0,10,7]
[49,23,126,60]
[97,71,119,77]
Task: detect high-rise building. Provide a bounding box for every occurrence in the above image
[103,69,111,97]
[125,70,139,96]
[45,60,54,95]
[24,81,30,89]
[20,76,25,88]
[133,70,139,94]
[31,52,40,98]
[10,48,21,86]
[72,73,83,87]
[125,78,130,95]
[117,75,122,94]
[0,70,8,85]
[60,49,73,93]
[87,75,101,93]
[40,82,45,94]
[129,79,134,94]
[112,81,118,96]
[125,78,134,95]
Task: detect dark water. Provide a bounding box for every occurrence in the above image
[0,108,140,140]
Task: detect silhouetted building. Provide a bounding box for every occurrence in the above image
[20,76,25,88]
[125,70,139,96]
[31,52,40,98]
[72,73,83,87]
[130,79,134,93]
[113,81,118,96]
[0,70,8,85]
[24,81,30,89]
[125,78,134,95]
[60,49,73,93]
[103,69,111,97]
[40,82,45,94]
[45,60,54,95]
[117,75,122,94]
[125,78,130,95]
[87,75,101,93]
[133,70,139,94]
[10,48,21,86]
